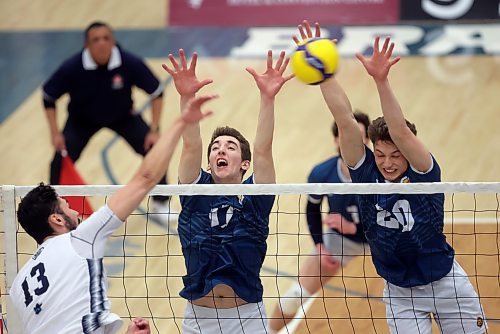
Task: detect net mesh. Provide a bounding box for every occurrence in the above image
[1,183,499,333]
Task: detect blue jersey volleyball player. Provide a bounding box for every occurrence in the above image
[162,49,293,333]
[269,112,372,333]
[297,20,486,333]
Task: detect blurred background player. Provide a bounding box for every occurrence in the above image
[162,48,293,333]
[9,95,215,334]
[269,111,372,332]
[299,18,486,333]
[42,21,173,222]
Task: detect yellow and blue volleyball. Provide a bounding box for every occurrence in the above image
[291,38,339,85]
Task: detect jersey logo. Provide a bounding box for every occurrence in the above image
[34,303,43,315]
[401,176,410,183]
[111,74,124,90]
[376,199,415,232]
[210,205,234,228]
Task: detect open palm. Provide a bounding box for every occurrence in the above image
[162,49,212,96]
[356,36,400,82]
[246,50,294,99]
[181,95,216,124]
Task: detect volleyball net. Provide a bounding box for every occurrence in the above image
[1,183,499,333]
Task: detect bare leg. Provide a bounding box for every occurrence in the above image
[268,254,339,332]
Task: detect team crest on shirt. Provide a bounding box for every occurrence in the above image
[34,303,43,315]
[210,205,234,228]
[477,317,484,327]
[401,176,410,183]
[111,74,124,90]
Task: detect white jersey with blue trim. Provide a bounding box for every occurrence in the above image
[10,206,123,334]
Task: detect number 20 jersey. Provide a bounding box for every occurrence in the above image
[349,147,454,288]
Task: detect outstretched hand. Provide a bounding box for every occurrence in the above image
[293,20,337,46]
[356,36,400,82]
[162,49,213,96]
[246,50,294,99]
[181,94,217,124]
[293,19,320,45]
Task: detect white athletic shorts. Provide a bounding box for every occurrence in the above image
[383,259,487,334]
[182,301,270,334]
[322,230,370,265]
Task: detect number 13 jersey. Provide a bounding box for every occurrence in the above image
[10,206,122,334]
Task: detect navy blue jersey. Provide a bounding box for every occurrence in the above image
[178,170,275,303]
[308,156,366,244]
[43,46,161,126]
[349,147,454,287]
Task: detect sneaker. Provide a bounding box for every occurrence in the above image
[150,199,179,229]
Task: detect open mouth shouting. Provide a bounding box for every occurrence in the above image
[217,158,228,167]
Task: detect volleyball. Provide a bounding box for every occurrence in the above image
[291,38,339,85]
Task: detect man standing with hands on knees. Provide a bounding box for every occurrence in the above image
[43,21,174,222]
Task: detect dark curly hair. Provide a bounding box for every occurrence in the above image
[17,183,59,244]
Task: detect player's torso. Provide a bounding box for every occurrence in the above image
[361,191,445,248]
[311,157,366,241]
[178,173,274,246]
[348,149,455,285]
[357,173,453,286]
[65,52,135,122]
[10,235,107,333]
[177,172,275,302]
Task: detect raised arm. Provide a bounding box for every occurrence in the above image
[296,20,364,167]
[246,50,293,184]
[162,49,213,183]
[107,95,215,221]
[356,36,432,172]
[143,95,163,151]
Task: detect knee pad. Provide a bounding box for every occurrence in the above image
[278,283,312,316]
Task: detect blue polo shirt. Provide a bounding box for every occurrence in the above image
[43,46,161,126]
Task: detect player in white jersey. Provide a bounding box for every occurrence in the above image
[9,94,216,334]
[296,20,486,334]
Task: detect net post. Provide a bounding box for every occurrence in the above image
[1,185,22,333]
